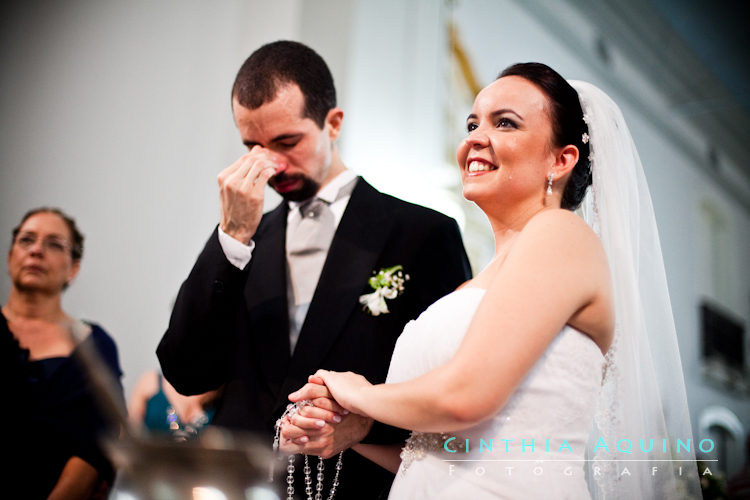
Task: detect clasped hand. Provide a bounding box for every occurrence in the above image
[279,371,373,458]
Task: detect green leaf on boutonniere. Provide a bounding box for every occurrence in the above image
[360,265,409,316]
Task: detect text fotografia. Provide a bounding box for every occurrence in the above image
[441,437,714,455]
[446,464,711,478]
[442,438,715,477]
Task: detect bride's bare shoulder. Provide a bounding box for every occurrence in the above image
[508,209,606,268]
[524,207,596,235]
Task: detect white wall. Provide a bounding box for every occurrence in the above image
[341,0,466,225]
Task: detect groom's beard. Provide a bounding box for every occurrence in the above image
[271,172,321,202]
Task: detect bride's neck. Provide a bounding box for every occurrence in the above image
[486,204,550,258]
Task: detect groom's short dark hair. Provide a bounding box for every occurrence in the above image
[231,41,337,128]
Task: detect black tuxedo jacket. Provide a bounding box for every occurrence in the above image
[158,178,471,499]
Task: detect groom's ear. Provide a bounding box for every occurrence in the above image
[554,144,579,181]
[325,107,344,143]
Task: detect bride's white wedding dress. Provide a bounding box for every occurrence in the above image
[386,287,604,499]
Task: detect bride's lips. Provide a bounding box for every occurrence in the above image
[465,158,498,176]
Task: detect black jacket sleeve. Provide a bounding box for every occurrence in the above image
[157,227,250,395]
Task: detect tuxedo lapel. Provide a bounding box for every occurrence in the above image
[246,202,292,398]
[277,179,395,404]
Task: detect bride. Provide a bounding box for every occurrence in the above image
[282,63,702,499]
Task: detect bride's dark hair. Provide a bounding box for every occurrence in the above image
[498,63,591,210]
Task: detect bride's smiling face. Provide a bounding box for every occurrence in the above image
[457,76,557,211]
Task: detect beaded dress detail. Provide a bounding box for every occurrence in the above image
[385,288,604,500]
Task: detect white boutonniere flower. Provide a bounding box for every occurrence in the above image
[359,265,410,316]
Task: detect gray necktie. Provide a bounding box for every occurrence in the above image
[286,197,335,306]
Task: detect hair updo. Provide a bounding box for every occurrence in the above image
[498,63,591,210]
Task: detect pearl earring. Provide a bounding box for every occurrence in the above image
[547,173,554,195]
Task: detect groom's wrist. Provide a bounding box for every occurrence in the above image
[341,414,374,447]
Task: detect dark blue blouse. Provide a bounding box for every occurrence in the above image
[3,315,124,499]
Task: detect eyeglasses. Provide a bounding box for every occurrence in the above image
[14,233,72,254]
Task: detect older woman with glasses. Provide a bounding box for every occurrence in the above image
[3,207,124,500]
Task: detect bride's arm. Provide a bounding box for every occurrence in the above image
[295,210,612,433]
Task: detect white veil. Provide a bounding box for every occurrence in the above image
[571,81,702,499]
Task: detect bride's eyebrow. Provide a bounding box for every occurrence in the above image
[466,109,524,122]
[490,109,523,121]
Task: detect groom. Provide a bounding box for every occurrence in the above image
[157,41,471,498]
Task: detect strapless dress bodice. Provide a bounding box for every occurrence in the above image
[386,288,604,499]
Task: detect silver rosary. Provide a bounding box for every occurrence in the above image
[271,400,344,500]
